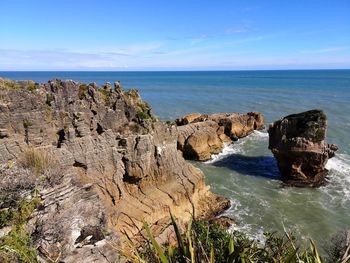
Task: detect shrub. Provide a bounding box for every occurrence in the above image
[78,83,88,99]
[0,78,20,90]
[315,128,325,141]
[121,213,336,263]
[323,230,350,263]
[0,193,41,263]
[136,111,150,120]
[46,93,54,107]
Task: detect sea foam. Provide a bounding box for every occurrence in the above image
[206,130,269,164]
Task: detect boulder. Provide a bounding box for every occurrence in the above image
[177,112,265,161]
[175,113,202,125]
[268,109,338,187]
[177,121,225,161]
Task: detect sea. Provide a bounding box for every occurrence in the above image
[1,70,350,248]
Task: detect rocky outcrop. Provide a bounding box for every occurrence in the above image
[268,109,338,187]
[176,112,265,161]
[0,78,229,262]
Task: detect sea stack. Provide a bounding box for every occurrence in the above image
[268,109,338,187]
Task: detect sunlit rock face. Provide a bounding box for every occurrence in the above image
[0,78,229,262]
[268,109,338,187]
[176,112,265,161]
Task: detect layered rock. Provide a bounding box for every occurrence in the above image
[0,78,229,262]
[176,112,265,161]
[268,109,338,187]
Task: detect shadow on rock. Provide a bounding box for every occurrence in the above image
[211,154,281,180]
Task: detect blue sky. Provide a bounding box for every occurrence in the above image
[1,0,349,70]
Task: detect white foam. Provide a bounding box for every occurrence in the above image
[206,131,269,164]
[250,130,269,139]
[325,154,350,174]
[222,199,266,243]
[205,142,244,164]
[324,153,350,203]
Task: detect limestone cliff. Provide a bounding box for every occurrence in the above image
[0,78,229,262]
[176,112,265,161]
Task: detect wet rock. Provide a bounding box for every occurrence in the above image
[268,109,338,187]
[209,216,236,229]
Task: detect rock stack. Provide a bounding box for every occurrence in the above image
[268,109,338,187]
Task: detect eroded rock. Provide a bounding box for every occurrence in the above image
[0,78,229,262]
[268,109,338,187]
[176,112,265,161]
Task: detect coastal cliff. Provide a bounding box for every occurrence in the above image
[176,112,265,161]
[0,79,229,262]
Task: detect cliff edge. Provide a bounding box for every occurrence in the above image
[0,78,229,262]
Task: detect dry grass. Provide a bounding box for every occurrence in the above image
[21,148,55,175]
[20,148,63,186]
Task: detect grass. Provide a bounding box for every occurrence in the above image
[78,83,89,99]
[121,213,349,263]
[0,78,21,90]
[0,193,41,263]
[21,148,56,176]
[315,128,325,141]
[0,78,36,91]
[136,111,151,120]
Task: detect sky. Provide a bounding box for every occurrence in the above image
[0,0,350,71]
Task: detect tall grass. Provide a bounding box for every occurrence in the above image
[21,148,56,176]
[122,213,349,263]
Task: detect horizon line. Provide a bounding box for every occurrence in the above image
[1,68,350,73]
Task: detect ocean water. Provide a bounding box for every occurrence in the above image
[1,70,350,248]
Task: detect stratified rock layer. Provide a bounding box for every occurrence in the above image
[0,78,229,262]
[176,112,265,161]
[268,109,338,187]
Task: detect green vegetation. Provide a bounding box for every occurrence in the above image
[122,214,349,263]
[315,128,325,141]
[78,83,89,99]
[46,93,54,107]
[23,119,33,129]
[99,88,111,103]
[0,78,36,91]
[136,111,151,120]
[0,193,41,263]
[318,111,327,122]
[26,82,36,92]
[0,78,21,90]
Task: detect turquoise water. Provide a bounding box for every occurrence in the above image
[1,70,350,247]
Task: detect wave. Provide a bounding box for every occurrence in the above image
[205,130,350,243]
[324,153,350,204]
[206,131,269,164]
[223,199,266,242]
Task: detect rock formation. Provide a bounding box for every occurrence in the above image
[268,109,338,187]
[0,78,229,262]
[176,112,265,161]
